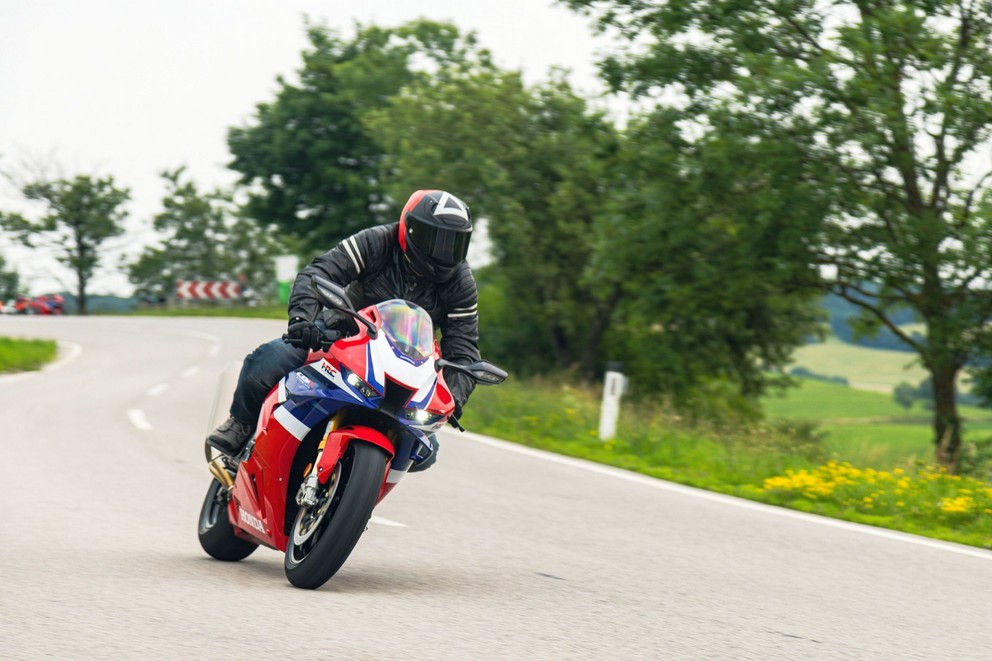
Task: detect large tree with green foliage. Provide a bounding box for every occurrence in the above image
[0,174,129,315]
[227,20,492,246]
[592,108,826,410]
[368,69,622,379]
[566,0,992,468]
[129,168,291,301]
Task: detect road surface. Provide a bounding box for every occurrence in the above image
[1,315,991,660]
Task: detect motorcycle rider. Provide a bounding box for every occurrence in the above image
[206,189,479,471]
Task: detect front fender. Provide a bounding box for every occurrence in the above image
[316,426,395,485]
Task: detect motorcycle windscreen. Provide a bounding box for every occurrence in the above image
[375,300,434,364]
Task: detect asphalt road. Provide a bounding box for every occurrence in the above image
[1,315,991,660]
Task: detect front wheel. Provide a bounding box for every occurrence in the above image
[284,442,387,589]
[198,479,258,561]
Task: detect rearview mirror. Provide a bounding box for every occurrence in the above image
[310,275,378,339]
[436,359,508,385]
[311,276,354,313]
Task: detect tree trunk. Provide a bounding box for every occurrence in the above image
[931,365,961,472]
[77,274,88,316]
[579,286,622,381]
[550,323,571,370]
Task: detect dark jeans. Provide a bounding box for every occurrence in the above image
[229,337,309,425]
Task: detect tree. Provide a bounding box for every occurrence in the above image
[567,0,992,469]
[367,69,623,379]
[227,20,492,246]
[893,382,917,411]
[591,108,826,405]
[0,253,19,301]
[0,174,128,314]
[128,168,291,301]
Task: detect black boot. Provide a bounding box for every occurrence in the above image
[409,434,439,473]
[206,416,254,457]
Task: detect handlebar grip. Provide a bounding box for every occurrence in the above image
[282,333,305,348]
[282,330,343,350]
[319,329,343,350]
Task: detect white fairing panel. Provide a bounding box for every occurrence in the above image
[368,332,436,395]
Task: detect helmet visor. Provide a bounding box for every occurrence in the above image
[408,217,471,266]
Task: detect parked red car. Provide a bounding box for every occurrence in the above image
[1,294,65,315]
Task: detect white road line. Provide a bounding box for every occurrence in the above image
[182,366,199,378]
[128,409,153,431]
[454,429,992,562]
[370,515,407,528]
[147,383,168,397]
[165,328,223,359]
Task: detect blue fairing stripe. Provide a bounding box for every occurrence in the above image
[409,380,436,408]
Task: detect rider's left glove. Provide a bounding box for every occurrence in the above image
[287,317,322,350]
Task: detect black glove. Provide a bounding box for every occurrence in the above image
[286,317,322,350]
[324,309,360,336]
[453,401,463,420]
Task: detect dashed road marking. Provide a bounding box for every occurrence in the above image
[128,409,153,431]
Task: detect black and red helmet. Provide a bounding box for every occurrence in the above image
[398,189,472,282]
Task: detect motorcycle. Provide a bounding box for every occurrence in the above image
[197,275,507,589]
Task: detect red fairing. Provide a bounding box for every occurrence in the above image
[228,385,302,551]
[316,427,394,491]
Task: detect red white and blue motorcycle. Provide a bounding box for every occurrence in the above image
[197,276,506,589]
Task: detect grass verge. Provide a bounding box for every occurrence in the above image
[136,304,285,319]
[466,377,992,550]
[0,336,58,372]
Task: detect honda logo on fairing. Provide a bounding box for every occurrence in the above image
[239,507,266,534]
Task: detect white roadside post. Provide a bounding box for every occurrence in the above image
[598,362,627,441]
[274,255,299,305]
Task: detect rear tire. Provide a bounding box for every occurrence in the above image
[198,479,258,561]
[284,443,387,589]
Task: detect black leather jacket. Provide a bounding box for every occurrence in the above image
[288,222,481,408]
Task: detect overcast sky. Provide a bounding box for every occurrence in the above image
[0,0,616,295]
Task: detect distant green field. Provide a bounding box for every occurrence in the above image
[764,376,992,468]
[791,336,928,392]
[765,377,926,420]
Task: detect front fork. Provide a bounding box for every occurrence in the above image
[296,412,343,507]
[296,411,383,508]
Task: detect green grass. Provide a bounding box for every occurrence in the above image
[819,423,933,467]
[0,337,58,372]
[136,304,285,319]
[765,377,924,420]
[466,376,992,550]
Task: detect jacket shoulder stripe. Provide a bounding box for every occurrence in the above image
[341,238,363,274]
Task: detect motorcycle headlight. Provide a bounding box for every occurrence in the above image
[346,371,378,399]
[404,408,444,425]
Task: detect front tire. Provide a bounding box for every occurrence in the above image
[284,443,387,589]
[198,479,258,561]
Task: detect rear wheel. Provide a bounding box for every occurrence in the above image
[284,443,387,589]
[198,479,258,561]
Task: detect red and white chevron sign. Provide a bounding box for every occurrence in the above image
[176,280,242,300]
